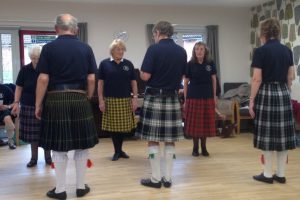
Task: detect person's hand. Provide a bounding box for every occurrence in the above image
[99,99,105,112]
[0,104,7,111]
[249,100,255,119]
[11,103,20,117]
[35,106,42,120]
[131,98,138,112]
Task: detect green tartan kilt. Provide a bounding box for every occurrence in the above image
[39,92,99,151]
[102,97,136,133]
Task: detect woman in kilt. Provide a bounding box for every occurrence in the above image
[184,42,217,157]
[12,46,52,167]
[98,39,138,161]
[249,18,296,184]
[137,21,187,188]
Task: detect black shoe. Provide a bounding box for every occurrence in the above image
[192,151,200,157]
[45,158,52,166]
[140,178,162,188]
[76,184,90,197]
[46,188,67,200]
[27,159,37,168]
[8,143,16,150]
[161,177,172,188]
[253,173,273,184]
[202,150,209,157]
[111,153,120,161]
[0,139,8,146]
[120,151,130,159]
[273,174,286,184]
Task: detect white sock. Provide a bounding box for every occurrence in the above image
[276,150,288,177]
[262,151,273,178]
[52,151,68,193]
[164,145,175,182]
[148,146,160,183]
[74,149,89,189]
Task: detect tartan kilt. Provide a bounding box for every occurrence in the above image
[19,105,41,143]
[135,94,184,142]
[254,82,296,151]
[184,98,216,137]
[39,92,99,151]
[102,97,136,133]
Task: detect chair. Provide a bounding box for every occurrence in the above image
[216,99,237,134]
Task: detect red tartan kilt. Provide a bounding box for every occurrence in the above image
[184,98,216,137]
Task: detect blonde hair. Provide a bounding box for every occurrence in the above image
[109,39,126,55]
[260,18,280,40]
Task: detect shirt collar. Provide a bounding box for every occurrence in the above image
[110,57,124,62]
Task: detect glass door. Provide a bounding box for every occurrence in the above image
[0,29,20,83]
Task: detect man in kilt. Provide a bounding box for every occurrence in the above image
[249,18,296,184]
[136,21,187,188]
[35,14,98,199]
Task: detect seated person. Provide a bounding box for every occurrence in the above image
[0,83,17,149]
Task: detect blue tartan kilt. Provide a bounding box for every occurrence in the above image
[135,94,184,142]
[19,105,40,143]
[253,82,296,151]
[39,92,99,151]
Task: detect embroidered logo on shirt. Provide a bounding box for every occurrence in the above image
[206,65,212,71]
[123,65,129,71]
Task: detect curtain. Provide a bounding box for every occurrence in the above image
[206,25,220,81]
[146,24,155,46]
[77,22,88,43]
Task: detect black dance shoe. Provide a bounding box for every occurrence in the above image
[273,174,286,184]
[111,153,120,161]
[140,178,162,188]
[253,173,273,184]
[46,188,67,200]
[45,157,52,166]
[120,151,130,159]
[8,143,16,150]
[27,159,37,168]
[161,177,172,188]
[192,151,200,157]
[76,184,90,197]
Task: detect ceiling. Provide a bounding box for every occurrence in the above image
[37,0,266,8]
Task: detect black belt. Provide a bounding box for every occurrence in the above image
[48,83,86,91]
[145,87,177,96]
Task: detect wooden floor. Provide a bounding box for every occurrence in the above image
[0,133,300,200]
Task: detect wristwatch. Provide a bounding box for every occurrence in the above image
[8,105,11,109]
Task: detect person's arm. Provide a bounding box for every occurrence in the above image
[35,73,49,120]
[98,79,105,112]
[131,80,138,112]
[287,66,295,90]
[212,74,217,104]
[183,77,189,101]
[249,68,262,118]
[11,86,22,116]
[140,71,151,82]
[87,73,95,99]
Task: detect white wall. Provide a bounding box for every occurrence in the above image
[0,0,250,88]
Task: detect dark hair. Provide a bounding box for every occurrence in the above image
[152,21,174,37]
[189,42,211,63]
[260,18,280,40]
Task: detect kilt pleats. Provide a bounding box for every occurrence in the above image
[101,97,136,133]
[39,92,99,151]
[136,94,184,142]
[184,98,216,137]
[19,105,40,143]
[254,82,296,151]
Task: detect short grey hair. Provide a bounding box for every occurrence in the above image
[28,46,41,57]
[109,39,126,55]
[55,14,78,32]
[152,21,174,37]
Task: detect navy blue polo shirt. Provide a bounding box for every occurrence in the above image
[141,39,187,90]
[98,58,136,98]
[16,63,38,106]
[37,35,97,88]
[251,39,294,83]
[185,61,217,99]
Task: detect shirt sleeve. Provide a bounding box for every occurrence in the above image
[87,46,97,74]
[15,67,25,87]
[288,49,294,66]
[36,45,50,74]
[141,46,155,74]
[210,61,217,75]
[251,48,263,69]
[98,61,106,80]
[128,61,137,80]
[185,62,191,78]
